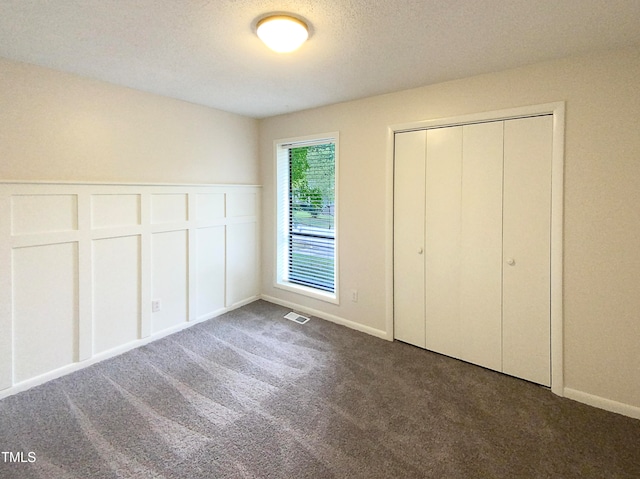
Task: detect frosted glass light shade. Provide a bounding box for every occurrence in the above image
[257,15,309,53]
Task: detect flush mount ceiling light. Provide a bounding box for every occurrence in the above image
[256,15,309,53]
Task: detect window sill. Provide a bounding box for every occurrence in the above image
[274,281,339,305]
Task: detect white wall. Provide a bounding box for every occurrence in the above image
[0,182,261,398]
[0,57,258,184]
[0,57,262,398]
[259,46,640,417]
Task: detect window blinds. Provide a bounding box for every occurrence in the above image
[287,142,335,292]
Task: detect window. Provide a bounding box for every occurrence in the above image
[275,133,338,303]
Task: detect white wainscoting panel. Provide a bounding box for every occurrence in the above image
[227,192,256,218]
[0,195,11,390]
[11,194,78,235]
[0,182,261,399]
[92,235,140,354]
[91,194,140,229]
[227,222,259,307]
[12,242,78,382]
[196,226,226,320]
[151,230,188,333]
[151,193,188,224]
[196,193,225,222]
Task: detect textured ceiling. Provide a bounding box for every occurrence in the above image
[1,0,640,118]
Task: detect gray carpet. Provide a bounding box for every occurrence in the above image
[1,300,639,478]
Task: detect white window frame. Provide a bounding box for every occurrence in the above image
[274,132,339,304]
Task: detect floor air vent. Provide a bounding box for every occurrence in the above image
[284,311,310,325]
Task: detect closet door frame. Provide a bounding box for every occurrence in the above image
[386,102,565,396]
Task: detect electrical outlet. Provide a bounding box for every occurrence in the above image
[351,289,358,302]
[151,300,161,313]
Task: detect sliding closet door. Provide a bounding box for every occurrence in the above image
[502,116,552,386]
[424,126,463,359]
[458,122,504,371]
[393,114,553,387]
[424,122,504,370]
[393,130,426,348]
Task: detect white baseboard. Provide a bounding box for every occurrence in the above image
[228,295,262,311]
[564,388,640,420]
[260,294,390,340]
[0,298,259,401]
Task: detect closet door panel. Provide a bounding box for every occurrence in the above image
[393,130,426,348]
[459,122,504,371]
[425,127,463,359]
[502,115,552,386]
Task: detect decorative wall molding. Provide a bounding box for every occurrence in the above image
[0,181,261,398]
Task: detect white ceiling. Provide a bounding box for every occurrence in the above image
[1,0,640,119]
